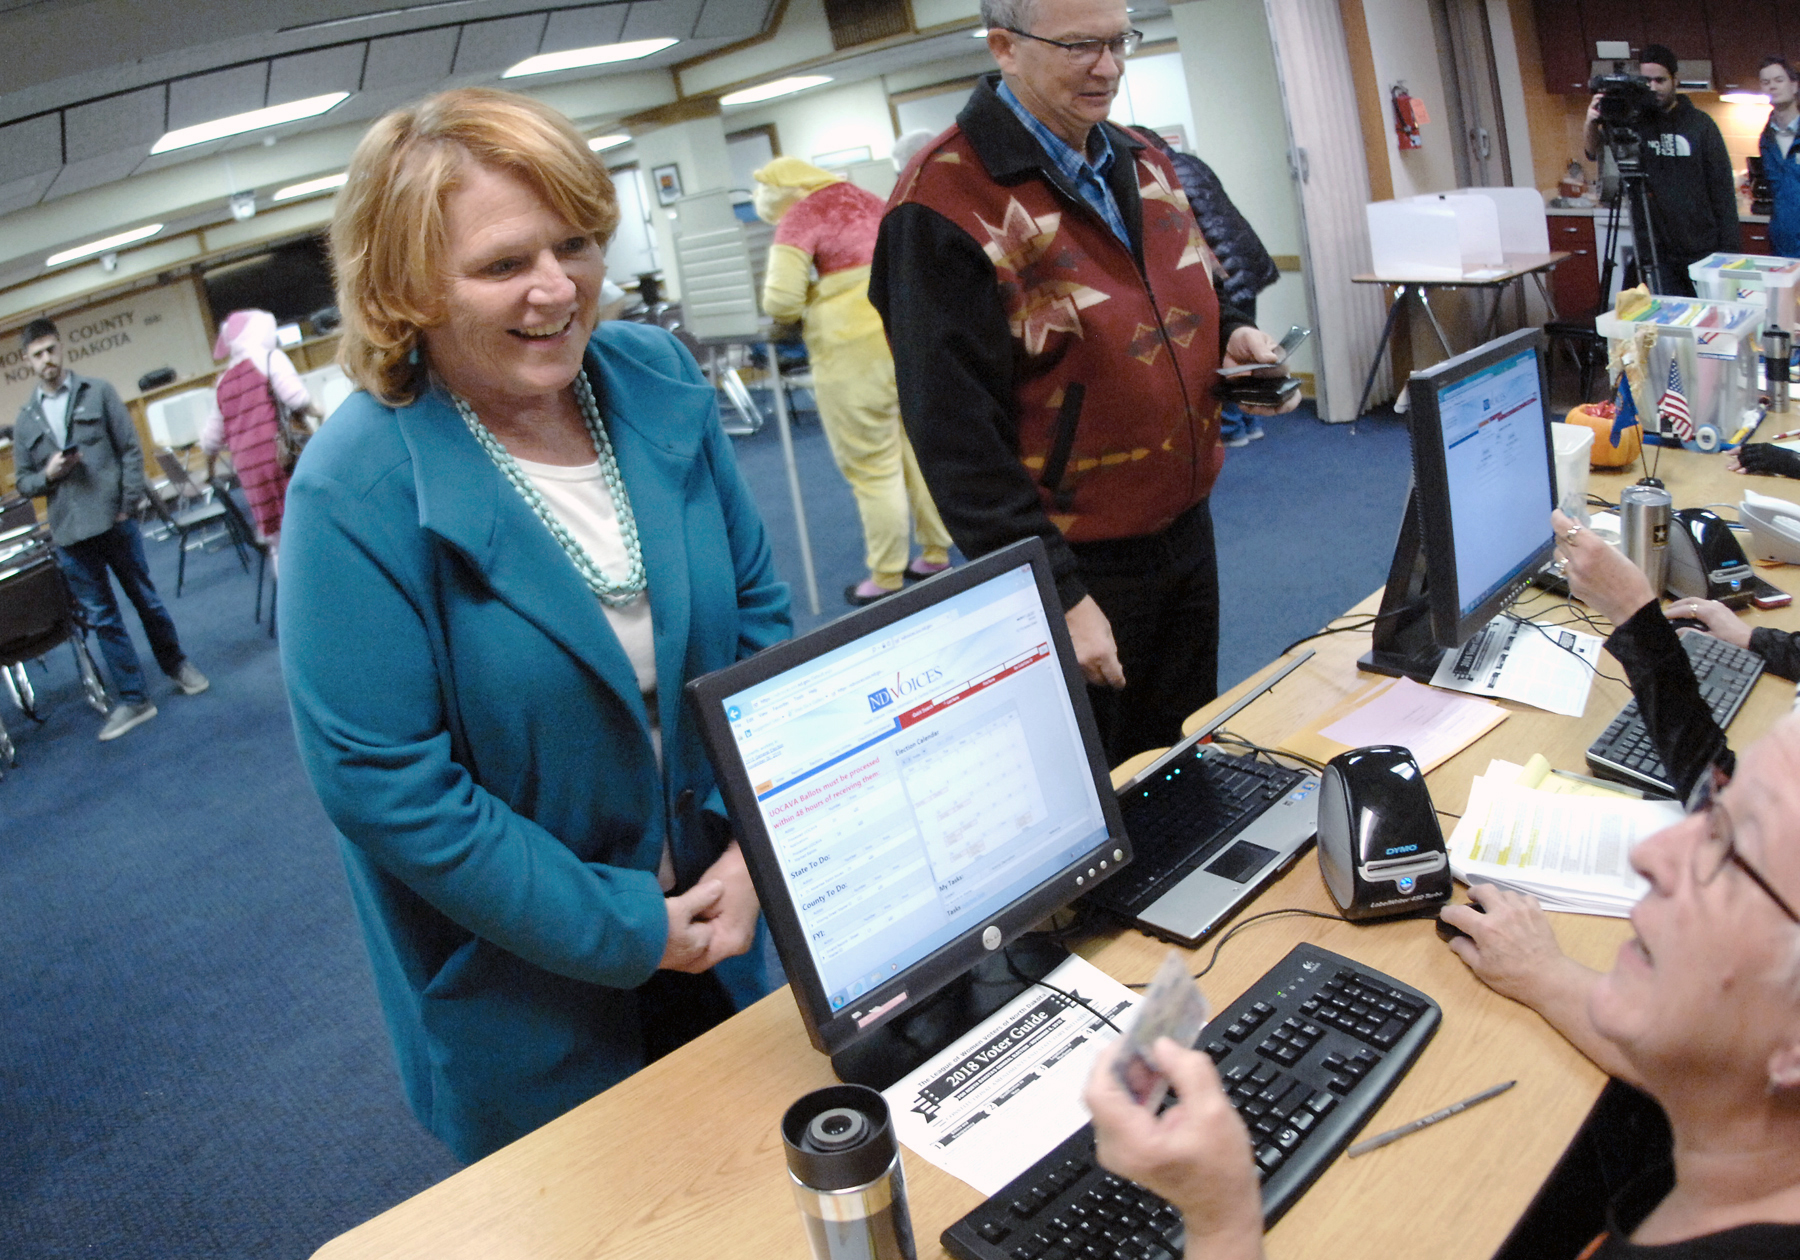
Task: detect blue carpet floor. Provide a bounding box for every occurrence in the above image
[0,400,1409,1258]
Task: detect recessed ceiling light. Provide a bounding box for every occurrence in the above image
[46,224,164,268]
[972,27,989,36]
[503,38,679,77]
[588,133,632,152]
[719,75,833,107]
[273,172,349,202]
[151,92,350,154]
[1722,91,1771,105]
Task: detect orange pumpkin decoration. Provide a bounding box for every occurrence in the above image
[1564,401,1641,467]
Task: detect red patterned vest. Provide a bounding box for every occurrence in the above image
[891,124,1224,542]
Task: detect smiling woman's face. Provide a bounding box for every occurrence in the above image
[423,160,603,416]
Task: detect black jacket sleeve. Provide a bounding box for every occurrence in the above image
[1604,602,1734,797]
[871,201,1093,609]
[1702,116,1743,255]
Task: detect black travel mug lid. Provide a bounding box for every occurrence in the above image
[782,1084,897,1191]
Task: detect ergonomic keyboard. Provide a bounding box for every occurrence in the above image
[940,943,1442,1260]
[1586,630,1764,795]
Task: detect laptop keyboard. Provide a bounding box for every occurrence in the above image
[940,943,1442,1260]
[1097,750,1307,914]
[1586,631,1763,794]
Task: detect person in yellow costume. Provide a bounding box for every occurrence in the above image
[753,157,953,605]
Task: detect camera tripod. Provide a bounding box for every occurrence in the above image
[1595,121,1673,297]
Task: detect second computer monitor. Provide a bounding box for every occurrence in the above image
[1361,328,1557,682]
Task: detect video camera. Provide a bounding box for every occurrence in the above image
[1588,73,1660,128]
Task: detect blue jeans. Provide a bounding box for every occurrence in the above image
[57,520,185,705]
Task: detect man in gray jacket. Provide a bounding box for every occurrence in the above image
[13,318,206,740]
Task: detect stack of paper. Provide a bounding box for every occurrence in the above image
[1446,760,1683,916]
[1428,616,1604,717]
[1284,676,1507,773]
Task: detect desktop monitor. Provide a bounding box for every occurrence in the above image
[1360,327,1558,682]
[687,538,1130,1088]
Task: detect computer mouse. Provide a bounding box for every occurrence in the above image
[1667,617,1709,633]
[1436,901,1487,942]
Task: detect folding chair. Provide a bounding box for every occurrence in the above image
[0,548,111,762]
[214,489,276,636]
[145,490,248,595]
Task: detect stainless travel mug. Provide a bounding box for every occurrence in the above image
[1619,482,1672,595]
[1767,327,1793,415]
[783,1085,917,1260]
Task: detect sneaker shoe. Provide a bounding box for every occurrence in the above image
[1222,429,1251,448]
[98,701,157,742]
[174,661,210,695]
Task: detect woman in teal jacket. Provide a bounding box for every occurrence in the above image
[279,90,790,1163]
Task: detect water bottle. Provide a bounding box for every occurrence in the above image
[783,1085,917,1260]
[1619,482,1672,595]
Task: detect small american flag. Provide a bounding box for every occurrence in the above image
[1659,357,1693,441]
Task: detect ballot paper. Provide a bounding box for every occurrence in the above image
[1310,676,1507,772]
[1428,615,1604,717]
[1446,762,1683,916]
[882,954,1137,1195]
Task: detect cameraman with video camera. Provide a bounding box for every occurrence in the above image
[1583,44,1740,296]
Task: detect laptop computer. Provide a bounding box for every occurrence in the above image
[1079,652,1322,946]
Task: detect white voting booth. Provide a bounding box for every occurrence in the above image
[1365,189,1548,279]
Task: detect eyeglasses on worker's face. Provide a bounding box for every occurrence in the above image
[1002,27,1144,64]
[1685,762,1800,925]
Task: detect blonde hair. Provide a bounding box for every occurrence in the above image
[330,88,621,405]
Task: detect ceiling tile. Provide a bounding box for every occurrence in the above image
[0,168,57,217]
[452,14,550,76]
[46,148,146,201]
[692,0,771,40]
[63,86,165,163]
[269,44,366,103]
[363,29,459,91]
[622,0,706,42]
[168,64,268,131]
[0,114,61,185]
[541,4,630,52]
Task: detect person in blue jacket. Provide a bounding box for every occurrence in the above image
[279,88,791,1163]
[1760,57,1800,259]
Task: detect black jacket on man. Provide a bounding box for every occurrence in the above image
[1639,94,1742,266]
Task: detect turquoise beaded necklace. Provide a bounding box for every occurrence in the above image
[451,370,648,607]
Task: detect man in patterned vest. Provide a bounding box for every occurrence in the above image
[871,0,1298,763]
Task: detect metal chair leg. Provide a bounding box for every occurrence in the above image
[0,705,12,769]
[71,636,110,715]
[4,662,39,722]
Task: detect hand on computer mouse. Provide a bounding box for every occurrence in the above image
[1435,899,1486,942]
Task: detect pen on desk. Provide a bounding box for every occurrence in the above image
[1345,1080,1516,1157]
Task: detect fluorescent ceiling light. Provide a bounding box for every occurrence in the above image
[151,92,350,154]
[972,27,988,36]
[1722,92,1771,105]
[588,133,632,152]
[46,223,163,268]
[504,38,678,77]
[273,172,348,202]
[719,75,833,106]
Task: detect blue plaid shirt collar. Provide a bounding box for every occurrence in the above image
[996,79,1131,247]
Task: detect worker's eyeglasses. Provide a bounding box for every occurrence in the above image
[1002,27,1143,64]
[1685,762,1800,925]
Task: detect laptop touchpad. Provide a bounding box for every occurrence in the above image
[1207,840,1277,884]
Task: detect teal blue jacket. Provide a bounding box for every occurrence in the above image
[279,323,790,1161]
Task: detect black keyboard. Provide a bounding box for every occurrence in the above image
[941,943,1441,1260]
[1586,630,1764,794]
[1093,751,1307,915]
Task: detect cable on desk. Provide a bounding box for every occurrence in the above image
[1503,611,1628,687]
[1005,946,1122,1033]
[1208,729,1325,773]
[1279,598,1421,657]
[1187,909,1346,984]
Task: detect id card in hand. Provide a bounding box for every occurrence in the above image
[1113,951,1211,1110]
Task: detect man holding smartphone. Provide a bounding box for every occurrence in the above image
[12,318,207,741]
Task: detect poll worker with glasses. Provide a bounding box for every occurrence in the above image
[1082,512,1800,1257]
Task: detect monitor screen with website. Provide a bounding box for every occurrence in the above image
[687,539,1128,1083]
[1361,328,1557,682]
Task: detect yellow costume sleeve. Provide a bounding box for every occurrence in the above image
[761,242,812,324]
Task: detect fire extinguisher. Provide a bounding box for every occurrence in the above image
[1392,83,1428,150]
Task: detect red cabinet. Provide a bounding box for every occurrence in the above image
[1707,0,1784,91]
[1535,0,1592,94]
[1744,220,1774,255]
[1550,216,1603,316]
[1534,0,1796,94]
